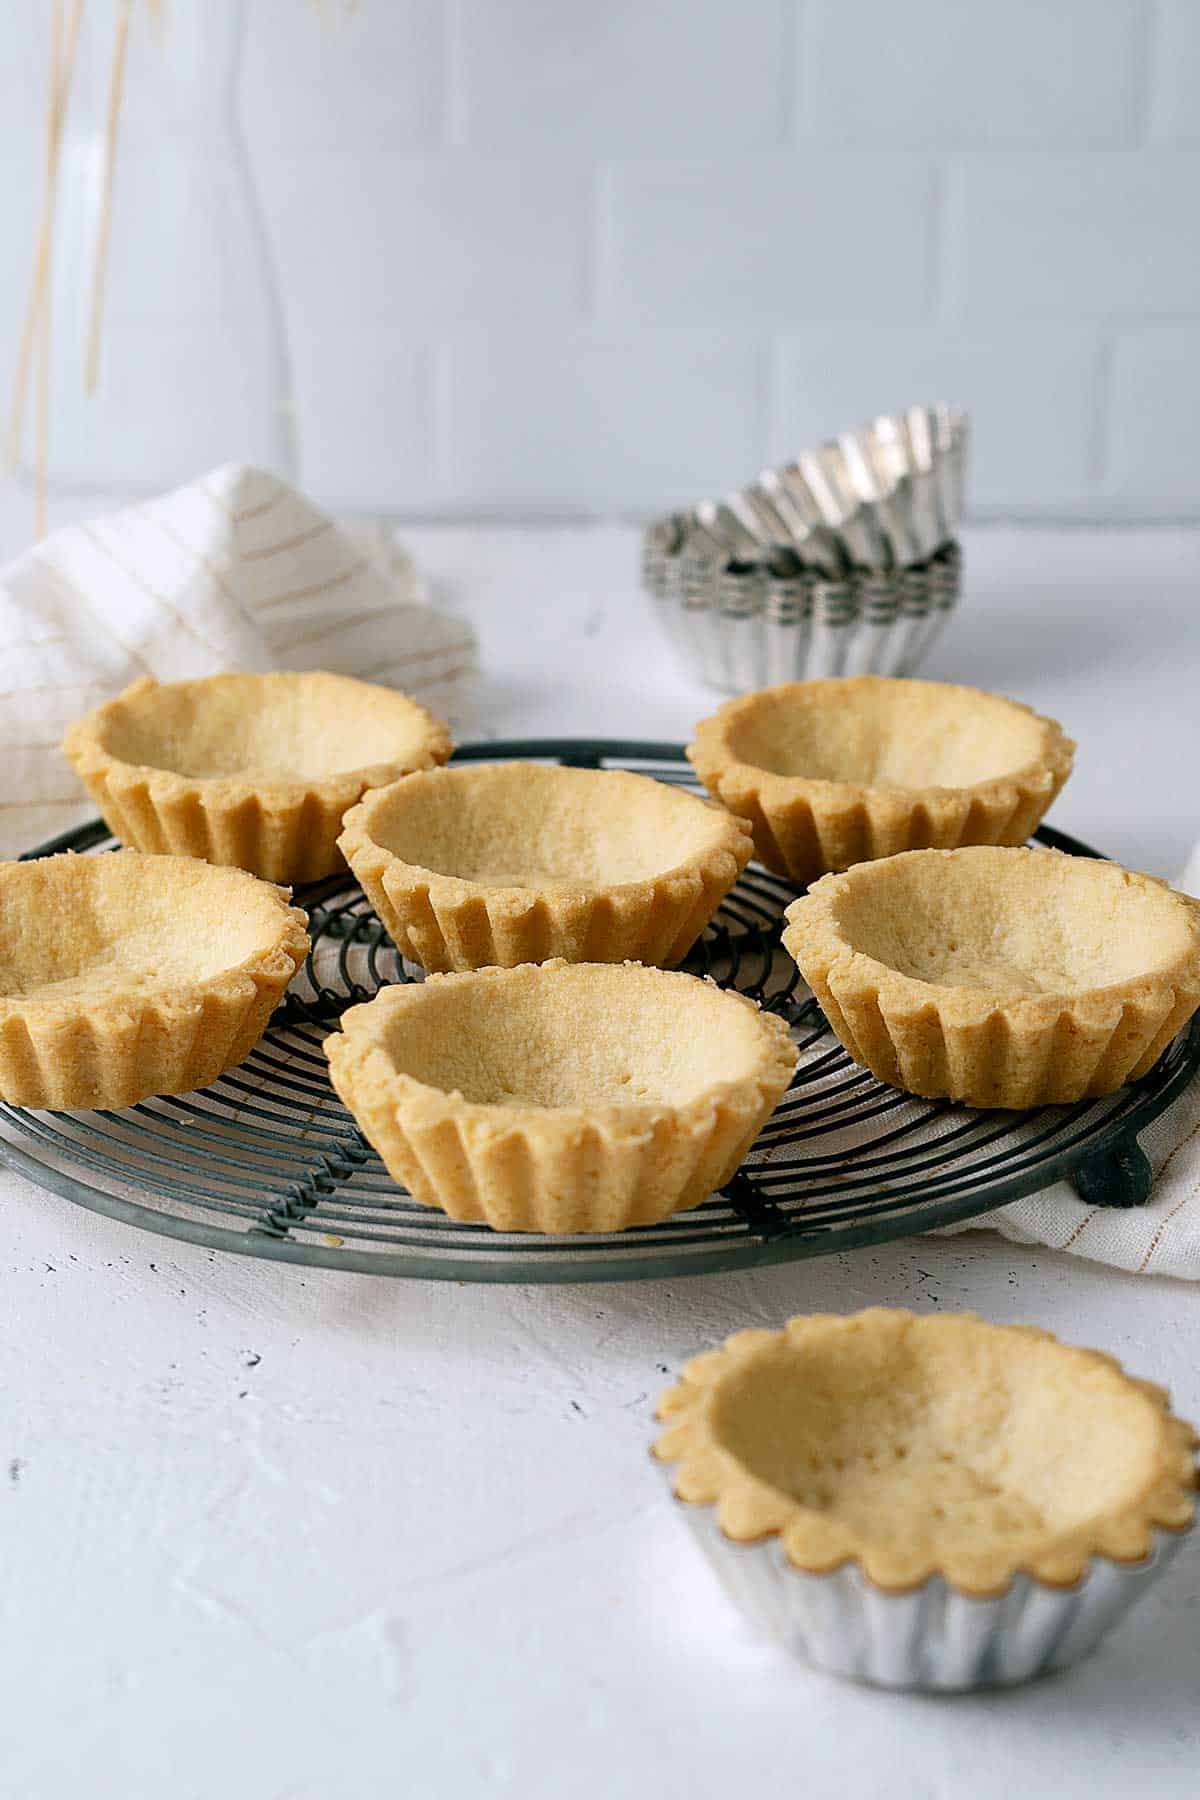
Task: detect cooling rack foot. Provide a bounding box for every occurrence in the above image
[1069,1133,1154,1208]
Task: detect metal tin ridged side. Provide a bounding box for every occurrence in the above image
[642,542,962,692]
[673,1495,1192,1692]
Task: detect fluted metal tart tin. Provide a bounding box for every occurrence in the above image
[644,404,967,694]
[643,540,961,691]
[655,405,967,572]
[665,1482,1193,1693]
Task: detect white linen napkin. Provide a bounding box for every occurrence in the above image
[939,1079,1200,1278]
[939,849,1200,1279]
[0,463,476,855]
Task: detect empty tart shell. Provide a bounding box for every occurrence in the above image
[0,851,309,1109]
[688,676,1074,888]
[63,671,453,885]
[783,845,1200,1108]
[653,1309,1198,1598]
[339,762,753,972]
[324,959,797,1233]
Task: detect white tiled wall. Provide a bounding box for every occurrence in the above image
[5,0,1200,521]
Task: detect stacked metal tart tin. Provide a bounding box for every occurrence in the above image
[673,1498,1192,1693]
[643,404,967,692]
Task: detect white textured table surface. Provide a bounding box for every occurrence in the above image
[2,516,1199,1799]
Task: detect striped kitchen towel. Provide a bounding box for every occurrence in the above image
[0,463,477,855]
[939,1074,1200,1280]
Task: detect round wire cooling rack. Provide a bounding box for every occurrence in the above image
[4,739,1198,1284]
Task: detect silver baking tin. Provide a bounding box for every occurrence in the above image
[673,1493,1192,1692]
[647,404,967,582]
[643,539,961,692]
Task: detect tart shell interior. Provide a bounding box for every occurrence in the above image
[828,847,1198,995]
[363,960,774,1110]
[721,678,1054,790]
[709,1325,1163,1560]
[0,852,299,1007]
[357,761,743,890]
[91,670,443,785]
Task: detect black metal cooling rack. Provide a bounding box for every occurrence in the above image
[3,739,1197,1283]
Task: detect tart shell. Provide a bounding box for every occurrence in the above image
[653,1309,1199,1598]
[63,672,453,886]
[339,763,754,972]
[783,847,1200,1108]
[325,960,797,1233]
[0,852,309,1109]
[688,676,1075,888]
